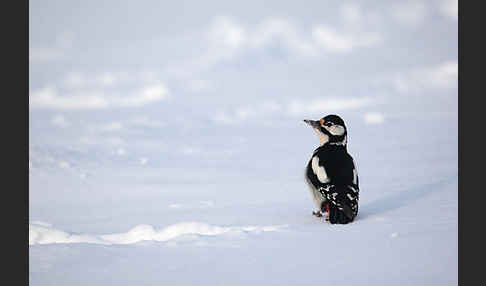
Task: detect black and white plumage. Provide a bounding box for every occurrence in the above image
[304,114,359,224]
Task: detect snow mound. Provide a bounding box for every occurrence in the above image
[29,221,287,246]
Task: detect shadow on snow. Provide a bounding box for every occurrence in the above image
[356,177,456,221]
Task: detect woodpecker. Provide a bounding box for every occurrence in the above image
[304,114,359,224]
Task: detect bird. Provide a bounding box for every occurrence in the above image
[303,114,359,224]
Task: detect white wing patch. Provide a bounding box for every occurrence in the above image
[311,156,330,184]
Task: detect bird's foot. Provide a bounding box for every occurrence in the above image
[312,211,323,217]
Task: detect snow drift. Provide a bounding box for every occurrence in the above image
[29,221,287,245]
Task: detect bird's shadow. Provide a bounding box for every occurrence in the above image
[356,178,456,220]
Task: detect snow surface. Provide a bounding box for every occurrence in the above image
[29,115,457,286]
[29,1,457,285]
[30,221,286,245]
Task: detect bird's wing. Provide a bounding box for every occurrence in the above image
[306,151,331,190]
[312,150,360,220]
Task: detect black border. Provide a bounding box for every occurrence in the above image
[459,1,481,285]
[2,0,29,284]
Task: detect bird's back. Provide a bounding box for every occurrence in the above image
[309,145,356,187]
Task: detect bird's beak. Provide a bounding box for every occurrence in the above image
[303,119,320,128]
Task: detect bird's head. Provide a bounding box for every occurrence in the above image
[303,114,347,146]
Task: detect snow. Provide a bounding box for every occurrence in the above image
[29,115,457,286]
[364,112,385,125]
[30,221,287,245]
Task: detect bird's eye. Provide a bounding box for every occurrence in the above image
[325,122,333,127]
